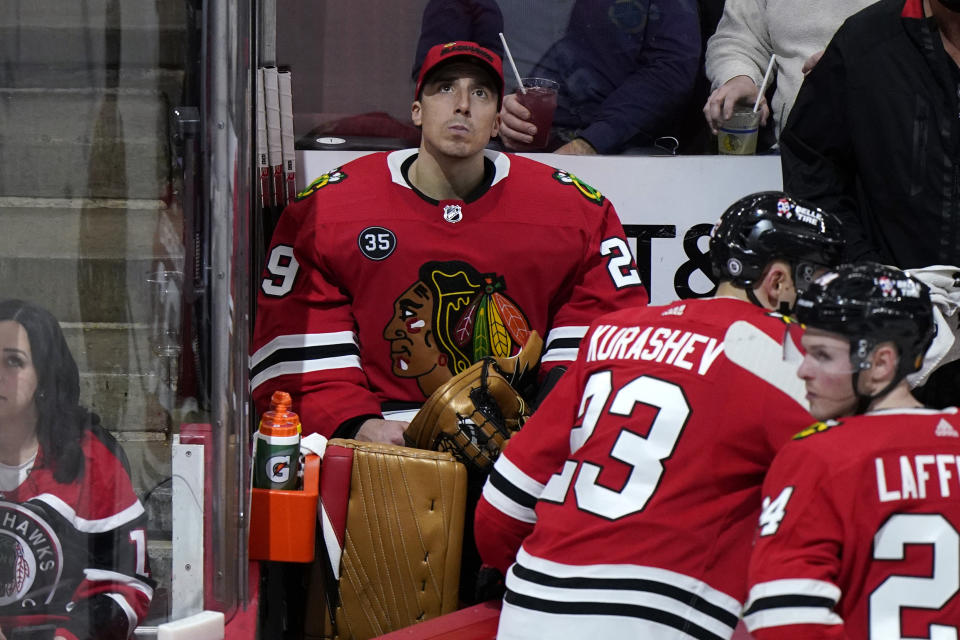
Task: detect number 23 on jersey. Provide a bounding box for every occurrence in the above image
[540,370,690,520]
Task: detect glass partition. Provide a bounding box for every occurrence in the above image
[0,0,250,635]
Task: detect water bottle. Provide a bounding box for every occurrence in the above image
[253,391,301,490]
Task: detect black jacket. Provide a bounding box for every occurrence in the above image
[781,0,960,269]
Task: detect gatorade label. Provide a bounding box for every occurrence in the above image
[253,432,300,490]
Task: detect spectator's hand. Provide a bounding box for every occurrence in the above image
[703,75,770,134]
[498,93,537,149]
[355,418,407,445]
[802,49,825,76]
[555,138,597,155]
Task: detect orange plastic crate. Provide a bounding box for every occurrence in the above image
[248,454,319,562]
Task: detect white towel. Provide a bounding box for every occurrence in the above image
[906,266,960,387]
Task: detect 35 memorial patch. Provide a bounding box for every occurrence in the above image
[552,170,604,205]
[296,168,348,201]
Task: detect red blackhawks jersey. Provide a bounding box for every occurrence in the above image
[474,297,816,640]
[744,408,960,639]
[250,149,647,436]
[0,426,152,640]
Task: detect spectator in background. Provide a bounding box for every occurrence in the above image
[413,0,702,154]
[0,299,153,640]
[779,0,960,408]
[413,0,508,76]
[703,0,876,143]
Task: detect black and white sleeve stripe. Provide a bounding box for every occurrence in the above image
[502,549,742,640]
[542,326,588,364]
[482,455,545,524]
[743,579,842,632]
[250,331,361,391]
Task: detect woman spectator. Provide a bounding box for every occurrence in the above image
[0,299,153,640]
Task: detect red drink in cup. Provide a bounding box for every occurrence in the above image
[514,77,558,151]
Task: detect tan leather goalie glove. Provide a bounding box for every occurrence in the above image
[404,332,543,473]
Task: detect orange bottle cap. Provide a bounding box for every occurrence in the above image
[270,390,292,412]
[259,412,299,437]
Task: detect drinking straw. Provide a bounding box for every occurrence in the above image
[498,32,526,94]
[753,53,776,113]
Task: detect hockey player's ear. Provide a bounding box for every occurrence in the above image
[759,260,795,310]
[864,342,899,389]
[411,100,423,128]
[490,111,501,138]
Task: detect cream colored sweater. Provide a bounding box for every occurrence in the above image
[706,0,878,138]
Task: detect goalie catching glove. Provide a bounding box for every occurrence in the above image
[404,332,543,473]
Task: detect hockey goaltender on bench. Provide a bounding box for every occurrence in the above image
[250,40,648,640]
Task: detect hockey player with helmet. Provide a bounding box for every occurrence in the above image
[743,263,960,639]
[0,300,153,640]
[474,191,844,639]
[250,41,648,445]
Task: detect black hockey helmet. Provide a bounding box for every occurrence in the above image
[794,262,936,383]
[709,191,844,293]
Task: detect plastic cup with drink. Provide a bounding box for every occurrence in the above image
[514,77,559,151]
[717,110,761,155]
[717,53,776,156]
[498,32,558,151]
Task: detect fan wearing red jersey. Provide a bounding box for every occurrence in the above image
[474,192,844,639]
[250,41,647,445]
[0,300,152,640]
[744,263,960,639]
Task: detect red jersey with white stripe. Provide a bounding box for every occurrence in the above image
[0,425,153,640]
[475,297,815,640]
[744,408,960,640]
[251,149,647,436]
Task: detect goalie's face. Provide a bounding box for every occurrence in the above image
[412,62,501,161]
[384,281,446,382]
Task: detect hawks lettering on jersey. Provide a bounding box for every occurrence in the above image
[476,297,816,640]
[744,408,960,639]
[251,149,648,436]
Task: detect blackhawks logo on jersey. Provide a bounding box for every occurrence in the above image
[793,419,843,440]
[0,501,63,609]
[552,170,604,205]
[384,260,532,397]
[295,167,347,201]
